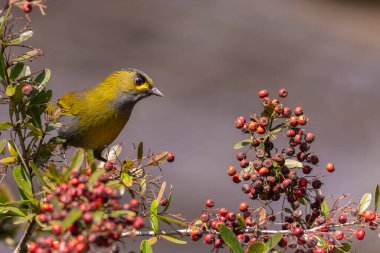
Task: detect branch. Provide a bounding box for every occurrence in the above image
[121,221,361,238]
[13,218,36,253]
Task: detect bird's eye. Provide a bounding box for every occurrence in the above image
[134,74,146,86]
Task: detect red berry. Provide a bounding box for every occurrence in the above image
[333,230,344,240]
[51,223,62,235]
[258,89,269,98]
[160,197,168,206]
[356,229,365,240]
[279,88,288,98]
[362,210,376,222]
[326,162,335,172]
[167,153,175,162]
[282,107,292,118]
[338,214,347,224]
[232,174,241,183]
[69,177,79,186]
[22,84,33,95]
[293,227,304,237]
[248,121,258,131]
[302,165,312,174]
[22,3,32,13]
[133,216,145,229]
[28,242,38,253]
[226,212,236,221]
[236,152,246,161]
[129,198,140,209]
[314,247,326,253]
[239,159,249,168]
[259,117,268,127]
[82,212,93,224]
[227,166,236,176]
[256,126,266,134]
[239,202,248,212]
[104,161,114,171]
[205,199,214,208]
[294,106,303,116]
[204,233,215,244]
[214,238,223,248]
[219,207,228,216]
[40,203,53,212]
[305,132,315,143]
[286,129,296,137]
[258,167,268,176]
[275,104,283,114]
[312,179,322,189]
[289,116,298,127]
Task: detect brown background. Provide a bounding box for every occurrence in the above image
[1,0,380,252]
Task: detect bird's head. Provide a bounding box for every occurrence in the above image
[112,69,163,102]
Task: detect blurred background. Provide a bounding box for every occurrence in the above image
[2,0,380,252]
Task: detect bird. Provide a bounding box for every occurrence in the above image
[56,68,163,161]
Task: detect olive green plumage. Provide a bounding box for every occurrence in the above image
[57,69,163,161]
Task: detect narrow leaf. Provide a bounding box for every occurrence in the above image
[34,69,51,86]
[0,139,6,153]
[0,122,12,130]
[259,208,267,225]
[233,138,251,150]
[0,157,17,164]
[375,184,380,212]
[137,142,143,161]
[284,159,303,169]
[10,62,25,80]
[160,235,187,244]
[13,165,33,200]
[121,171,133,187]
[321,199,330,218]
[30,161,45,186]
[70,148,85,171]
[218,224,244,253]
[140,240,153,253]
[14,49,42,62]
[62,208,83,231]
[8,30,33,45]
[145,151,169,167]
[264,232,282,251]
[157,181,166,203]
[150,200,159,232]
[157,215,186,226]
[248,242,266,253]
[358,193,372,214]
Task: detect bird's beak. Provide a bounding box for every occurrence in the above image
[150,87,164,97]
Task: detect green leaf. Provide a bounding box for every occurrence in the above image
[284,159,303,169]
[8,30,33,45]
[0,139,6,154]
[140,240,153,253]
[137,142,143,161]
[0,157,17,164]
[0,46,6,81]
[34,69,51,86]
[157,215,186,226]
[70,149,84,171]
[13,213,35,224]
[109,210,136,218]
[87,169,105,189]
[30,161,45,186]
[121,171,133,187]
[47,163,61,183]
[13,165,33,200]
[332,242,351,253]
[14,49,42,63]
[160,235,187,244]
[358,193,372,214]
[0,122,12,130]
[150,200,159,233]
[145,151,169,167]
[10,62,24,80]
[5,85,16,97]
[233,138,251,150]
[375,184,380,212]
[0,206,26,217]
[218,224,244,253]
[297,197,308,206]
[61,207,83,231]
[264,233,282,251]
[321,199,330,218]
[248,242,266,253]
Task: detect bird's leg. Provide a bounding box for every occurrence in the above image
[94,148,107,162]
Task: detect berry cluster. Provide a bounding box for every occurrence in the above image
[28,168,144,253]
[191,89,379,252]
[193,199,379,253]
[230,88,327,209]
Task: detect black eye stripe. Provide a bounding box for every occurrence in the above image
[135,73,146,86]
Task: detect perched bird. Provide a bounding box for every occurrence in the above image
[57,69,163,161]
